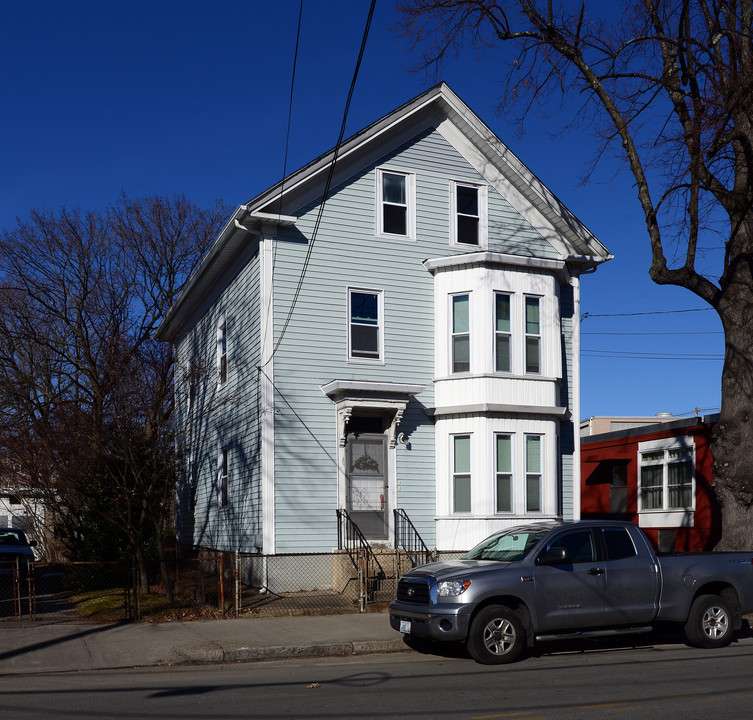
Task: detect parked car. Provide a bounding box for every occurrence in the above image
[390,520,753,664]
[0,528,37,576]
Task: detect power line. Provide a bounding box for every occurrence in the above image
[267,0,377,363]
[582,331,722,336]
[262,0,303,358]
[582,350,723,360]
[582,308,713,320]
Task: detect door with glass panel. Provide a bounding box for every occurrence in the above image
[347,433,388,539]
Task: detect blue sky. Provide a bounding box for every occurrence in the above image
[0,1,724,421]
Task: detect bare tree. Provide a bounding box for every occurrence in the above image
[0,195,227,597]
[398,0,753,548]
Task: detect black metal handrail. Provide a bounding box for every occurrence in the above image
[394,508,435,570]
[336,509,387,605]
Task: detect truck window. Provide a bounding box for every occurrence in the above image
[546,530,595,563]
[603,528,636,560]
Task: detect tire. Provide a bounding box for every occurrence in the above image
[467,604,526,664]
[684,594,734,648]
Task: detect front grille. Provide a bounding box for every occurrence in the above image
[396,578,431,604]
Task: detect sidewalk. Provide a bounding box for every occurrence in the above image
[0,612,409,674]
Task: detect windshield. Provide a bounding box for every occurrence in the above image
[0,529,26,546]
[463,527,552,562]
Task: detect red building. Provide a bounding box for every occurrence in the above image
[580,414,720,552]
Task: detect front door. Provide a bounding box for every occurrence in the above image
[347,432,388,540]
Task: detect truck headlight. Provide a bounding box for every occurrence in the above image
[437,580,471,597]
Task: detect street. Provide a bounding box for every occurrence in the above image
[2,636,752,719]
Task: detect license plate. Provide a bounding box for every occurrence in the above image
[400,619,411,633]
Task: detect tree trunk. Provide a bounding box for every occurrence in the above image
[154,531,174,604]
[711,270,753,550]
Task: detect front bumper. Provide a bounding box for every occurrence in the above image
[389,600,472,643]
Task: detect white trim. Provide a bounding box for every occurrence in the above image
[494,432,514,514]
[449,180,488,248]
[375,167,416,240]
[436,115,594,260]
[217,442,229,509]
[637,436,696,520]
[524,295,542,375]
[261,232,276,553]
[347,286,385,364]
[493,290,513,374]
[451,433,473,514]
[450,291,472,374]
[571,274,582,521]
[216,314,227,387]
[423,251,571,283]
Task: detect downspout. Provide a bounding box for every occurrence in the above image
[571,272,583,522]
[237,208,296,556]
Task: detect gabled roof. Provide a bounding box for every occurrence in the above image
[247,82,611,263]
[157,83,610,341]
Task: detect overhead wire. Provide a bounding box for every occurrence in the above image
[266,0,377,364]
[261,0,303,362]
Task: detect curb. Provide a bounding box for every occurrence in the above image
[175,639,409,665]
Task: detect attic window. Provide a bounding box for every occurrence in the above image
[376,168,415,239]
[450,181,487,247]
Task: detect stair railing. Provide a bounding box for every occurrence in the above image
[394,508,435,573]
[336,509,387,610]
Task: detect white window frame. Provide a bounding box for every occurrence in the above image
[450,292,471,374]
[524,295,542,375]
[216,315,227,387]
[376,168,416,240]
[218,444,229,509]
[450,181,487,248]
[494,291,512,374]
[347,288,384,364]
[495,433,513,514]
[525,434,543,513]
[637,437,696,527]
[452,434,472,514]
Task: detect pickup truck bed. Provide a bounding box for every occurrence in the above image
[390,520,753,664]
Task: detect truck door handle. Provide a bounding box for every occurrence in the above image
[587,567,605,575]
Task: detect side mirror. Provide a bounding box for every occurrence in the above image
[28,540,37,547]
[538,546,570,566]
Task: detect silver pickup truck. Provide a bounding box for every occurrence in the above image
[389,520,753,664]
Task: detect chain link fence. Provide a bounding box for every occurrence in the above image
[0,547,469,623]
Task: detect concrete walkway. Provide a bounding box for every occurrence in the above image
[0,612,408,674]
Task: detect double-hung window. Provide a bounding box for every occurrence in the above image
[452,435,471,513]
[217,316,227,385]
[377,169,414,238]
[495,434,513,513]
[451,182,486,246]
[348,289,383,362]
[451,293,470,373]
[524,296,541,374]
[639,442,694,511]
[494,292,512,373]
[525,435,542,512]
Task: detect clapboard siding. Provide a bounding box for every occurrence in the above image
[169,101,598,555]
[174,244,264,552]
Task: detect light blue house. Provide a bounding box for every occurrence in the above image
[157,83,611,556]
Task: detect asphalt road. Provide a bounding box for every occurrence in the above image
[2,635,752,720]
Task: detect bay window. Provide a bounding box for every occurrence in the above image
[453,435,472,513]
[494,292,512,373]
[451,293,470,373]
[524,296,541,374]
